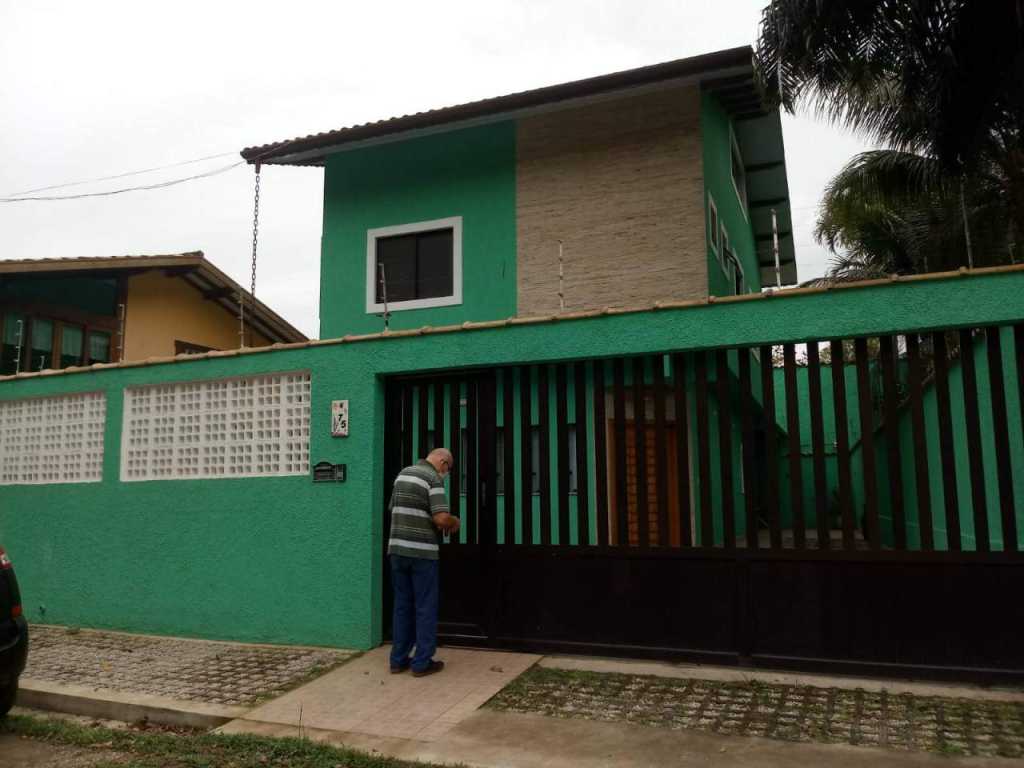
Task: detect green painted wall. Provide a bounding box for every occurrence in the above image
[773,363,865,532]
[319,122,517,338]
[872,329,1024,550]
[2,269,1023,648]
[701,93,760,297]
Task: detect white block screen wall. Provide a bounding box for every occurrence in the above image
[0,392,106,485]
[121,372,311,481]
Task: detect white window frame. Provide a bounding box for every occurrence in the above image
[719,224,730,272]
[707,194,720,256]
[728,251,746,295]
[730,126,748,219]
[365,216,463,314]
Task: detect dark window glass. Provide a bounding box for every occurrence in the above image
[30,318,54,371]
[1,312,27,375]
[731,137,747,208]
[416,229,454,299]
[376,234,418,303]
[61,324,84,368]
[375,227,454,303]
[731,256,744,295]
[89,330,111,364]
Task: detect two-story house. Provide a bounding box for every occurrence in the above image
[239,45,799,636]
[0,252,306,375]
[242,46,795,339]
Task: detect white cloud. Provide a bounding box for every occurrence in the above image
[1,0,873,338]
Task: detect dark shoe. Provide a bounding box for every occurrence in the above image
[411,660,445,677]
[389,662,410,674]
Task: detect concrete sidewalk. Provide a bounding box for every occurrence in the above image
[218,645,540,741]
[223,706,1010,767]
[218,646,1021,766]
[17,626,1024,766]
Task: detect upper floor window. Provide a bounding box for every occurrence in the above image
[727,252,746,295]
[707,195,720,257]
[730,128,748,215]
[366,216,463,314]
[1,311,112,375]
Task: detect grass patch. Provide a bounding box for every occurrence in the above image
[2,713,458,768]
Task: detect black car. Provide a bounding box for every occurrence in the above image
[0,546,28,716]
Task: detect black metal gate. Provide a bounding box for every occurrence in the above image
[383,328,1024,683]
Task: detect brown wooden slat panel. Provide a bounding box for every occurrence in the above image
[879,335,907,550]
[434,380,445,454]
[592,360,610,547]
[672,353,693,548]
[761,345,781,550]
[905,335,934,550]
[613,358,629,546]
[830,340,855,550]
[448,378,461,523]
[986,327,1018,553]
[783,343,804,549]
[854,338,881,549]
[479,374,498,549]
[556,363,571,546]
[959,328,990,552]
[652,356,670,547]
[538,364,552,545]
[466,377,479,545]
[932,331,962,552]
[694,351,713,547]
[574,361,591,546]
[502,368,516,546]
[401,381,414,470]
[384,380,402,545]
[738,350,758,550]
[519,366,532,545]
[716,349,736,549]
[805,343,830,549]
[418,384,430,459]
[633,357,650,548]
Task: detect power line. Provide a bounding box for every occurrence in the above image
[3,151,239,197]
[0,161,245,203]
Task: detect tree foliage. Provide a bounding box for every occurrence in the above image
[756,1,1024,279]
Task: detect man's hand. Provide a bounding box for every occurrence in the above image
[432,512,461,534]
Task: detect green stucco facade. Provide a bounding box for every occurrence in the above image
[319,122,517,338]
[701,92,760,298]
[2,269,1023,648]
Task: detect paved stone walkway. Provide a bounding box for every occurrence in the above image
[221,645,539,742]
[488,666,1024,760]
[24,625,352,707]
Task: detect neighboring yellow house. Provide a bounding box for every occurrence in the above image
[0,252,306,375]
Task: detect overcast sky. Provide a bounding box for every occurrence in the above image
[1,0,874,339]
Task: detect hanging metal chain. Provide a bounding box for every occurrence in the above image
[250,162,261,297]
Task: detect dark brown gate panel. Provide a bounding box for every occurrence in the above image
[382,325,1024,682]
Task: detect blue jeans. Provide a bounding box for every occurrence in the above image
[389,555,439,672]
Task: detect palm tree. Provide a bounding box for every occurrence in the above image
[756,1,1024,278]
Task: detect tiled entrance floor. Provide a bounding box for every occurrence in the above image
[226,646,539,742]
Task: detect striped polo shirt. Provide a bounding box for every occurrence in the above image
[387,460,449,560]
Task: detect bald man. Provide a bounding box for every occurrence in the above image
[386,447,460,677]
